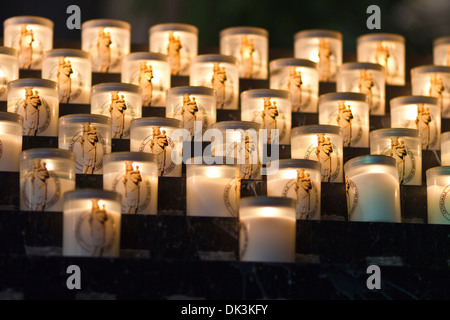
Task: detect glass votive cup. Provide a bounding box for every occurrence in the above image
[390,96,440,150]
[220,26,269,79]
[291,125,343,183]
[189,54,239,110]
[411,65,450,118]
[165,86,216,139]
[0,112,22,172]
[433,36,450,67]
[82,19,131,73]
[3,16,53,70]
[266,159,321,220]
[239,196,296,263]
[441,132,450,165]
[370,128,422,186]
[186,158,241,217]
[103,152,158,215]
[357,33,405,85]
[344,155,401,222]
[240,89,291,145]
[58,114,111,175]
[7,78,58,136]
[91,83,142,139]
[63,189,122,257]
[337,62,385,115]
[294,29,342,82]
[130,117,184,177]
[318,92,369,148]
[210,121,262,180]
[149,23,198,76]
[269,58,318,113]
[42,49,92,104]
[20,148,76,212]
[121,52,171,107]
[426,166,450,224]
[0,47,19,101]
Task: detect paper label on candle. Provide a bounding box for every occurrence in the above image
[286,67,313,112]
[167,32,183,75]
[382,138,416,185]
[13,25,41,70]
[225,139,260,179]
[13,88,51,136]
[403,104,438,150]
[99,91,136,139]
[428,74,446,113]
[0,71,7,98]
[129,62,166,107]
[438,184,450,222]
[239,35,257,79]
[139,126,176,176]
[46,57,83,103]
[173,94,208,137]
[374,41,400,80]
[75,199,118,257]
[93,28,117,73]
[328,101,363,147]
[318,38,333,82]
[305,134,341,182]
[211,63,230,109]
[345,176,358,218]
[251,98,286,143]
[223,176,240,217]
[353,70,380,114]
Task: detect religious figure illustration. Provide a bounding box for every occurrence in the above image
[88,199,109,257]
[80,123,99,174]
[19,25,34,69]
[30,159,50,211]
[167,32,182,75]
[109,91,127,139]
[389,137,408,184]
[139,62,154,106]
[358,70,374,112]
[318,38,332,82]
[211,63,227,109]
[23,88,42,136]
[57,57,73,103]
[181,94,199,137]
[239,135,256,179]
[261,98,279,143]
[429,74,444,111]
[288,67,303,112]
[446,46,450,66]
[234,168,241,210]
[315,134,334,182]
[375,42,390,76]
[416,103,432,150]
[294,169,313,220]
[336,101,354,147]
[123,161,143,214]
[149,126,169,176]
[96,28,112,72]
[240,35,254,78]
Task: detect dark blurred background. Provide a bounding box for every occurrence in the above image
[1,0,450,54]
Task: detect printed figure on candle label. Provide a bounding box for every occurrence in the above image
[345,175,358,217]
[167,32,182,75]
[438,185,450,222]
[262,98,279,143]
[223,169,241,217]
[429,74,444,111]
[305,134,341,182]
[57,57,73,103]
[288,67,303,112]
[336,102,354,147]
[123,161,143,214]
[18,88,51,136]
[240,35,254,78]
[416,104,432,150]
[149,127,169,176]
[226,134,259,179]
[358,70,374,112]
[181,94,199,137]
[384,137,416,185]
[211,63,227,109]
[318,39,332,82]
[138,62,153,106]
[19,25,34,69]
[109,91,127,139]
[80,123,99,174]
[30,159,50,211]
[88,200,109,256]
[294,169,316,220]
[375,42,390,76]
[96,28,112,73]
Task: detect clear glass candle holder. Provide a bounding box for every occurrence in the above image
[390,96,440,150]
[219,26,268,79]
[121,52,170,107]
[370,128,422,186]
[58,114,111,175]
[426,166,450,225]
[63,189,122,257]
[7,78,58,136]
[240,89,291,145]
[269,58,318,113]
[0,47,19,101]
[441,132,450,165]
[411,65,450,118]
[266,159,321,220]
[291,125,343,183]
[344,155,401,222]
[82,19,131,73]
[186,158,241,217]
[337,62,385,115]
[0,112,22,172]
[103,152,158,215]
[149,23,198,76]
[42,49,92,104]
[3,16,53,70]
[357,33,405,85]
[190,54,239,110]
[294,29,342,82]
[20,148,76,212]
[166,86,216,139]
[433,36,450,67]
[318,92,369,148]
[239,196,296,263]
[91,83,142,139]
[130,117,184,177]
[210,121,262,180]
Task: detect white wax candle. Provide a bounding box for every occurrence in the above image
[0,133,22,171]
[427,185,450,225]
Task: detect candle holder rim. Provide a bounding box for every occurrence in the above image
[21,148,76,161]
[4,15,54,28]
[433,35,450,46]
[0,46,18,56]
[64,188,122,203]
[185,156,240,167]
[91,82,141,94]
[344,154,396,173]
[149,23,198,34]
[190,54,237,65]
[319,92,367,105]
[220,26,268,37]
[272,159,321,171]
[269,58,317,70]
[239,196,296,210]
[338,62,384,72]
[411,65,450,75]
[426,166,450,178]
[291,124,342,136]
[59,113,112,126]
[167,86,215,96]
[123,52,169,62]
[390,95,439,108]
[103,151,158,164]
[294,29,342,40]
[130,117,183,129]
[210,121,262,131]
[43,48,91,60]
[82,18,131,30]
[357,32,405,43]
[370,128,421,139]
[7,78,57,90]
[241,88,291,100]
[0,111,22,123]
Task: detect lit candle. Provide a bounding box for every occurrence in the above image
[433,36,450,67]
[63,188,122,257]
[186,158,240,217]
[190,54,239,110]
[20,148,76,212]
[269,58,318,113]
[103,152,158,215]
[3,16,53,70]
[0,47,19,101]
[7,78,59,136]
[357,33,405,85]
[121,52,170,107]
[294,29,342,82]
[58,114,111,175]
[337,62,385,115]
[241,89,292,145]
[390,96,440,150]
[291,125,343,182]
[239,196,296,263]
[426,166,450,225]
[130,117,184,177]
[149,23,198,76]
[82,19,131,73]
[91,83,142,139]
[318,92,369,147]
[220,26,268,79]
[0,112,22,172]
[344,155,401,222]
[42,49,92,104]
[266,159,321,220]
[441,132,450,165]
